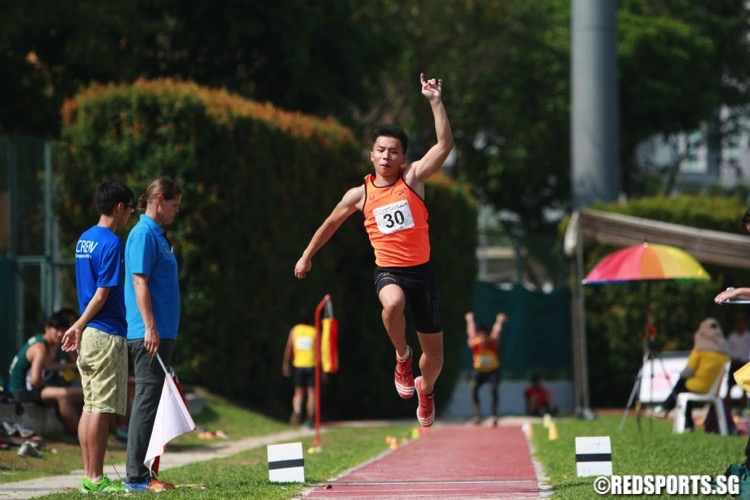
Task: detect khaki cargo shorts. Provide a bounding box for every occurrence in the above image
[77,327,128,415]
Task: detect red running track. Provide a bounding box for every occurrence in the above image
[305,424,544,499]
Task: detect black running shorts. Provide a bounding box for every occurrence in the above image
[373,261,442,333]
[294,367,315,388]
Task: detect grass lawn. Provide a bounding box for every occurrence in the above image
[531,413,747,499]
[39,423,415,499]
[2,388,415,499]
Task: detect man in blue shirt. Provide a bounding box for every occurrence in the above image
[123,176,183,493]
[62,179,134,494]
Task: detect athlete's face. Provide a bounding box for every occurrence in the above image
[370,136,406,179]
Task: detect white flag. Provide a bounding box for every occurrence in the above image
[144,370,196,471]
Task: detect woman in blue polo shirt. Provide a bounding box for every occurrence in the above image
[123,176,183,493]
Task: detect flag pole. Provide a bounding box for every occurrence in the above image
[313,294,331,446]
[151,353,169,476]
[155,353,169,376]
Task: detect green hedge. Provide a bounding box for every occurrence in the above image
[582,195,750,407]
[55,79,477,420]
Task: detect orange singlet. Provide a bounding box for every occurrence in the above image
[362,173,430,267]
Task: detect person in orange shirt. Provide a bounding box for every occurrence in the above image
[282,308,316,428]
[465,312,507,425]
[294,73,454,427]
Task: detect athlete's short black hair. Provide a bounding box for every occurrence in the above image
[373,124,408,154]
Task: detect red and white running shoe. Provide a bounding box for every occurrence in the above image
[415,376,435,427]
[394,346,415,398]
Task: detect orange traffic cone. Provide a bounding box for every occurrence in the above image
[521,422,534,438]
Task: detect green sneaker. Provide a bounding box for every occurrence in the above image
[726,463,747,479]
[79,476,127,494]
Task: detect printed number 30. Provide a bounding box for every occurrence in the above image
[383,211,405,228]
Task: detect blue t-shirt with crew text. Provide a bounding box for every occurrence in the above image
[75,225,127,337]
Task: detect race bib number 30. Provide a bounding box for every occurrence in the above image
[373,200,415,234]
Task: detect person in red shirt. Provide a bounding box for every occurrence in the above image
[465,312,507,425]
[294,73,454,427]
[525,374,557,417]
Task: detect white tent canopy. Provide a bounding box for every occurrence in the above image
[577,208,750,270]
[568,208,750,416]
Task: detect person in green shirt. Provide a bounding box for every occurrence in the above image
[8,311,84,434]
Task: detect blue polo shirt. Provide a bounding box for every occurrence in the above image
[74,225,127,337]
[125,214,181,341]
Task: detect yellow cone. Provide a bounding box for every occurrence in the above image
[527,423,534,438]
[542,413,552,429]
[548,421,559,441]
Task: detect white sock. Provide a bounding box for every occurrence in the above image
[397,346,411,361]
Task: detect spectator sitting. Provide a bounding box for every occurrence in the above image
[654,317,731,431]
[8,311,84,435]
[524,374,557,417]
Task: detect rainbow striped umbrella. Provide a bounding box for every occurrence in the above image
[583,243,710,285]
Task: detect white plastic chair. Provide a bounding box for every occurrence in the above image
[673,363,729,435]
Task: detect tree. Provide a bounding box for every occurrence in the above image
[127,0,401,121]
[0,0,399,136]
[0,0,146,135]
[618,0,750,195]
